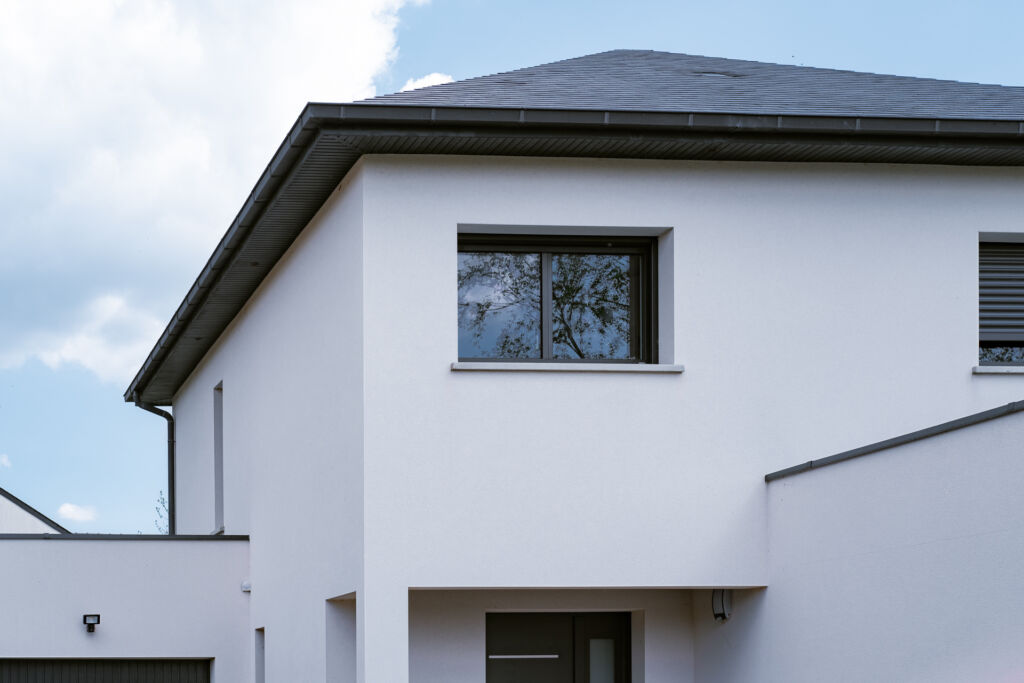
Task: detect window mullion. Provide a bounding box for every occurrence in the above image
[541,252,553,359]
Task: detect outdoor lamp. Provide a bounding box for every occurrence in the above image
[711,590,732,623]
[83,614,100,632]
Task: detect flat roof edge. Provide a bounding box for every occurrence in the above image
[765,399,1024,483]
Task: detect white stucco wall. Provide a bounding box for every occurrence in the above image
[172,166,365,682]
[410,589,694,683]
[693,410,1024,682]
[358,155,1024,581]
[168,154,1024,679]
[0,493,61,533]
[0,538,249,680]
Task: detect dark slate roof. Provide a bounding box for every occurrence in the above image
[363,49,1024,120]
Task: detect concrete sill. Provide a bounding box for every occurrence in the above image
[451,362,684,374]
[973,365,1024,375]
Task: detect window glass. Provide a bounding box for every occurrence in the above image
[588,638,616,683]
[979,346,1024,364]
[458,235,655,363]
[458,252,542,359]
[552,254,635,359]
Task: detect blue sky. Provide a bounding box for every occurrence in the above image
[1,0,1022,533]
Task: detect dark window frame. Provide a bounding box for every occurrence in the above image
[458,234,658,364]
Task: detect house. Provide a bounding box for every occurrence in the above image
[0,486,68,534]
[3,49,1024,682]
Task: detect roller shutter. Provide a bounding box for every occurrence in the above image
[980,242,1024,343]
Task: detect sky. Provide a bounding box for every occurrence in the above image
[1,0,1022,533]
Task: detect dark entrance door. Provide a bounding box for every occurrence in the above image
[486,612,631,683]
[0,659,211,682]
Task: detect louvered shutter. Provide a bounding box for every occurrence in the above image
[980,242,1024,342]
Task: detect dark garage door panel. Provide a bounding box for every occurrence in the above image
[0,659,211,682]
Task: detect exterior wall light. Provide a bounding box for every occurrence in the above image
[83,614,101,632]
[711,589,732,623]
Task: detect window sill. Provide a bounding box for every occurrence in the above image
[973,365,1024,374]
[451,362,684,374]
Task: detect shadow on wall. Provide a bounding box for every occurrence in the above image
[692,587,768,683]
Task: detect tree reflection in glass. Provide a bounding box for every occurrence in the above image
[458,252,541,358]
[553,254,633,359]
[459,250,637,361]
[979,345,1024,364]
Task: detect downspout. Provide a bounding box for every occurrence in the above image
[132,396,176,535]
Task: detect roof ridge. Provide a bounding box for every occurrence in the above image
[360,49,658,101]
[605,49,1024,90]
[365,49,1024,106]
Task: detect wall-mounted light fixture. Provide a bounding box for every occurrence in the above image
[711,589,732,623]
[83,614,101,633]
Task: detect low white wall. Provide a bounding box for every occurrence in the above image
[410,589,693,683]
[0,494,59,533]
[0,538,250,681]
[694,410,1024,682]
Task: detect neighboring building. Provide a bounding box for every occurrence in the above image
[3,50,1024,682]
[0,486,68,534]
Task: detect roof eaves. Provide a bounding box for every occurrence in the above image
[123,107,328,403]
[124,103,1024,404]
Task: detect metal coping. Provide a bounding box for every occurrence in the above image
[0,533,249,541]
[765,399,1024,482]
[0,486,71,534]
[123,102,1024,405]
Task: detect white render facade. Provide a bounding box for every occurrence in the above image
[174,155,1024,681]
[4,51,1024,682]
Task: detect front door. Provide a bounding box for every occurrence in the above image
[486,612,631,683]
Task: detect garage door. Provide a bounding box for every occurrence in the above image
[0,659,210,682]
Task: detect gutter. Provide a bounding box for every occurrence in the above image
[317,102,1024,137]
[132,398,176,535]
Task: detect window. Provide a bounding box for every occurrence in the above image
[980,242,1024,364]
[458,235,656,362]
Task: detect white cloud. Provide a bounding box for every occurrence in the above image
[0,294,165,385]
[401,72,455,91]
[0,454,10,468]
[58,503,98,522]
[0,0,424,384]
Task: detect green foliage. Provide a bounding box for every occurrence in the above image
[154,490,169,535]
